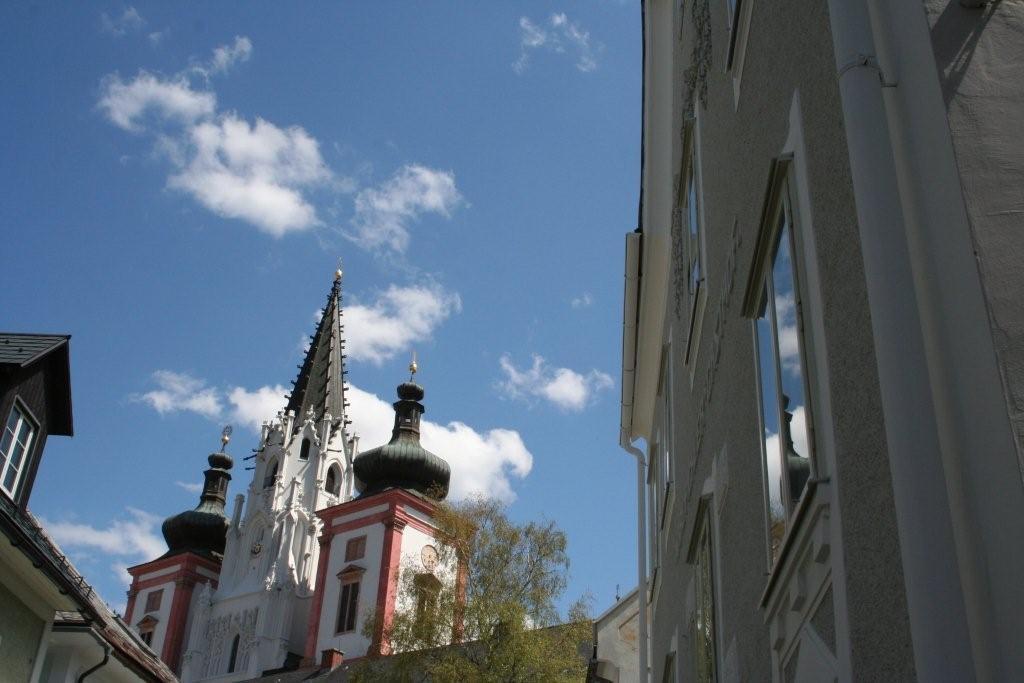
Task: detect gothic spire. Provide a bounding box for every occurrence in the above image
[286,267,349,426]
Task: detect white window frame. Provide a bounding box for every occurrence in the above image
[1,399,38,500]
[725,0,755,107]
[679,116,709,372]
[744,157,821,572]
[687,497,719,683]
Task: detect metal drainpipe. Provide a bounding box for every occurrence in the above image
[621,431,649,683]
[77,643,110,682]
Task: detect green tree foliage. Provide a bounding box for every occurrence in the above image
[354,496,591,682]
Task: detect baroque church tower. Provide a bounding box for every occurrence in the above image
[179,269,357,680]
[128,268,459,681]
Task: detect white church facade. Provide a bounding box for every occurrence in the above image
[124,270,459,681]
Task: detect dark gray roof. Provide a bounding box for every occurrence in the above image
[0,333,69,367]
[286,278,348,426]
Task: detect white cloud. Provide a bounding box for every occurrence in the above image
[346,385,532,502]
[134,370,223,419]
[42,507,166,566]
[514,13,600,74]
[98,72,216,132]
[175,481,203,494]
[209,36,253,75]
[148,30,167,47]
[168,113,331,236]
[571,292,593,309]
[345,283,461,365]
[498,354,614,412]
[226,384,288,431]
[101,7,145,37]
[348,164,463,253]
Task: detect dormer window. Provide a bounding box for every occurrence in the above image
[1,402,37,500]
[300,438,311,460]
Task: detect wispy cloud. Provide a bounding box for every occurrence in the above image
[571,292,593,309]
[207,35,253,76]
[41,507,166,597]
[498,354,613,412]
[134,370,222,418]
[513,13,601,74]
[168,113,332,236]
[347,164,463,254]
[345,283,462,365]
[175,481,203,494]
[100,7,145,37]
[98,72,216,133]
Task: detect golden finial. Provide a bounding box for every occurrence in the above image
[334,257,343,282]
[220,425,233,451]
[409,350,418,380]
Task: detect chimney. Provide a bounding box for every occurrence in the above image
[320,648,344,671]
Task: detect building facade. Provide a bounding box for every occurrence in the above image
[126,271,459,681]
[621,1,1024,681]
[0,333,177,682]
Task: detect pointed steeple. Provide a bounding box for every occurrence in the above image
[287,267,349,425]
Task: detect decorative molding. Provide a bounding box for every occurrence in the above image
[683,0,713,116]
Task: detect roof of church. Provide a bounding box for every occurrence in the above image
[286,271,348,425]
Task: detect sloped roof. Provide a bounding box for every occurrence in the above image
[0,333,69,367]
[286,277,348,426]
[0,332,73,435]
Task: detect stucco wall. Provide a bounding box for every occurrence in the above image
[0,579,46,681]
[646,0,914,681]
[924,0,1024,458]
[315,521,385,657]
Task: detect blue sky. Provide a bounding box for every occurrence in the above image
[1,3,640,616]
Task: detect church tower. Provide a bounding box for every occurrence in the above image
[304,364,457,665]
[180,269,358,681]
[125,429,234,675]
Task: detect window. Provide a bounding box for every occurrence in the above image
[137,616,158,648]
[144,589,163,613]
[263,459,278,489]
[336,580,360,633]
[299,438,311,460]
[345,535,366,562]
[690,506,717,683]
[140,629,154,646]
[747,165,816,566]
[675,136,707,359]
[325,464,341,496]
[414,573,442,637]
[1,403,37,499]
[227,633,240,673]
[654,347,674,527]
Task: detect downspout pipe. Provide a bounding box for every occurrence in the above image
[78,641,110,682]
[620,432,649,683]
[621,228,647,682]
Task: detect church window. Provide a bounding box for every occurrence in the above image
[325,464,341,496]
[144,589,163,613]
[747,163,818,568]
[345,535,366,562]
[263,459,279,489]
[227,633,240,673]
[300,438,311,460]
[140,629,154,646]
[336,579,360,633]
[414,573,442,637]
[0,401,37,500]
[136,615,158,648]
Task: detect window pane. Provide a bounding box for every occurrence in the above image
[694,521,716,682]
[347,582,360,631]
[5,410,18,433]
[771,218,812,506]
[4,463,18,491]
[688,173,701,292]
[755,294,786,564]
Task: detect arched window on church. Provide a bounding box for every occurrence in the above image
[325,464,341,496]
[227,634,240,673]
[300,438,311,460]
[263,460,279,489]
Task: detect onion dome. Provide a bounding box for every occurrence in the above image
[353,371,450,500]
[161,429,234,558]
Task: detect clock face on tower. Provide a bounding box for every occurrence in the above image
[421,545,439,572]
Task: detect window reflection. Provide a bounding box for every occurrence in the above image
[753,200,815,568]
